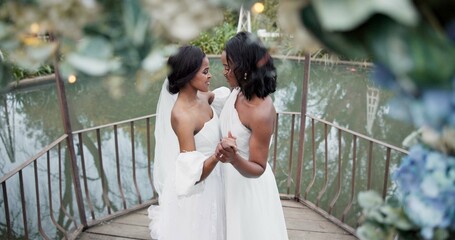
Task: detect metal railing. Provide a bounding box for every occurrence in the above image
[0,111,408,239]
[270,112,408,235]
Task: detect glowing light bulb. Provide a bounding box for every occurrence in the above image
[30,23,40,34]
[252,2,265,14]
[68,75,77,84]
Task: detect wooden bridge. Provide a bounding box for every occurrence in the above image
[77,198,357,240]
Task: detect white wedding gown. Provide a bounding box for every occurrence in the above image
[219,88,288,240]
[148,82,229,240]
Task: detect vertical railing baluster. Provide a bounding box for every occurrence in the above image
[382,148,391,199]
[295,53,311,199]
[286,115,295,194]
[47,152,67,238]
[316,123,329,207]
[131,121,142,204]
[272,113,279,174]
[367,141,373,190]
[114,125,127,209]
[19,170,29,239]
[329,129,343,214]
[342,135,357,222]
[35,161,50,240]
[304,118,316,199]
[78,133,95,219]
[97,129,111,214]
[58,143,78,229]
[147,117,154,192]
[2,181,11,239]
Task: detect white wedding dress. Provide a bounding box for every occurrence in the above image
[148,80,229,240]
[219,88,288,240]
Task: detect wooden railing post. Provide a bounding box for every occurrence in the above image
[52,38,87,227]
[294,53,311,199]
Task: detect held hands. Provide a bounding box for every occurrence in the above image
[216,131,238,164]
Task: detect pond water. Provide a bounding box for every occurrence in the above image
[0,57,415,237]
[0,58,414,173]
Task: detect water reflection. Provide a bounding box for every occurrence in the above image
[0,58,415,237]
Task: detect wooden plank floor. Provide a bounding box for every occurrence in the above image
[77,200,358,240]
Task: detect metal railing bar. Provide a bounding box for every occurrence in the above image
[58,143,78,229]
[316,123,329,207]
[77,133,95,220]
[367,141,373,190]
[286,115,296,194]
[114,125,127,210]
[382,148,392,199]
[329,129,343,214]
[34,161,50,240]
[19,170,29,239]
[341,135,357,222]
[96,129,111,214]
[46,152,68,239]
[146,118,154,192]
[0,135,68,183]
[73,114,157,134]
[2,181,11,239]
[272,113,279,174]
[131,122,142,204]
[304,118,316,199]
[306,114,407,154]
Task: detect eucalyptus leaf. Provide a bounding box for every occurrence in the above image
[77,37,113,59]
[357,222,390,240]
[26,43,57,61]
[358,191,384,210]
[312,0,418,31]
[363,16,455,91]
[299,4,369,59]
[67,53,119,76]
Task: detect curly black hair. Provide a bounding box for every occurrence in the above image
[167,45,206,94]
[225,31,276,100]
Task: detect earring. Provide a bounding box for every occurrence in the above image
[244,72,247,80]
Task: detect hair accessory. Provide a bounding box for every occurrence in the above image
[244,72,247,80]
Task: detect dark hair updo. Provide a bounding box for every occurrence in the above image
[167,45,206,94]
[225,31,276,100]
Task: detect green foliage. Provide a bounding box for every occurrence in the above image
[190,22,237,54]
[300,1,455,93]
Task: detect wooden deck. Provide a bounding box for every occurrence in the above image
[77,200,357,240]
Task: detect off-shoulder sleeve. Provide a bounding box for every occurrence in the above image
[175,151,206,197]
[211,87,231,116]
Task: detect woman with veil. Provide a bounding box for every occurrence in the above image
[148,45,229,240]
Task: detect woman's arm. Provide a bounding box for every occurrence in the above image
[216,104,275,178]
[172,109,219,183]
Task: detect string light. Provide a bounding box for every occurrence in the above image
[30,23,40,34]
[252,2,264,14]
[68,74,77,84]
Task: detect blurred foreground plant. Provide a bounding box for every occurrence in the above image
[0,0,255,94]
[281,0,455,239]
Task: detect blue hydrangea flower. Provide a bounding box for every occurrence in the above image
[393,144,455,239]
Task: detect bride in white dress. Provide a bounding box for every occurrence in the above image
[148,46,227,240]
[216,32,289,240]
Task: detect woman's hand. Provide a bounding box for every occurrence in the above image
[216,131,237,163]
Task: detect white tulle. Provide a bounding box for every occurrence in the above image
[152,79,178,197]
[149,79,228,240]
